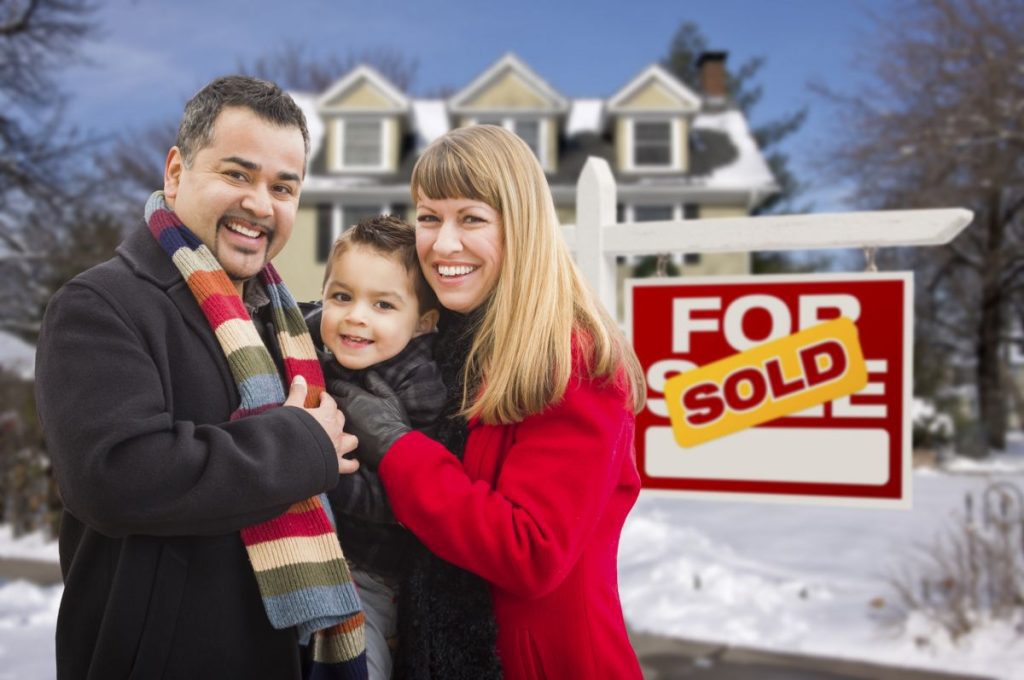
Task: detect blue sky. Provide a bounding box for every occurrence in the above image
[61,0,884,210]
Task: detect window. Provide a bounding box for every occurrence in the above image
[515,120,541,158]
[316,204,333,263]
[470,117,545,164]
[683,204,701,265]
[341,205,384,232]
[317,204,394,262]
[341,120,383,168]
[633,205,674,222]
[633,121,672,167]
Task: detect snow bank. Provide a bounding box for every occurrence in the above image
[0,527,58,563]
[692,110,777,190]
[0,332,34,381]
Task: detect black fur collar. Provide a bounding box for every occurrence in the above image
[393,308,503,679]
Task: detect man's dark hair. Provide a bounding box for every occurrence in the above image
[323,214,439,314]
[176,75,310,167]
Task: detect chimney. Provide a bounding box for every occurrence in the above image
[697,51,728,101]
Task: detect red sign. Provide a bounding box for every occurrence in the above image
[627,273,913,507]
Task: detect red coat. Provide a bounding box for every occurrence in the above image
[379,365,643,680]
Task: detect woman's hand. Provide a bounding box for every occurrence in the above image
[330,371,411,470]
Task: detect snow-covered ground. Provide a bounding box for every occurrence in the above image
[621,469,1021,679]
[0,580,61,680]
[0,527,62,680]
[2,447,1023,678]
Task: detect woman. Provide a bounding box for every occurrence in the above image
[337,124,646,679]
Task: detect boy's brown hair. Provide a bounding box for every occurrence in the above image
[322,214,439,314]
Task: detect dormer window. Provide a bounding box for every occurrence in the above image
[608,65,700,174]
[473,117,544,163]
[451,55,570,174]
[633,121,672,167]
[338,119,386,170]
[514,119,541,158]
[317,65,410,174]
[623,117,681,172]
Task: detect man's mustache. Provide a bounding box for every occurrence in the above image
[218,213,275,239]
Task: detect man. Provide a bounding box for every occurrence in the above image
[35,76,362,679]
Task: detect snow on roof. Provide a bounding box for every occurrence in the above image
[293,91,449,158]
[566,99,604,136]
[295,84,775,197]
[0,330,34,380]
[288,91,325,171]
[411,100,449,148]
[692,110,777,191]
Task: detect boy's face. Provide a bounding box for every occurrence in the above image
[321,245,438,370]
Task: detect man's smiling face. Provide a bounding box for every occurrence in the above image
[163,106,306,292]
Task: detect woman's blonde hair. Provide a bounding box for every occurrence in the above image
[411,125,646,424]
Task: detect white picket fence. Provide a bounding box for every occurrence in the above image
[563,157,974,314]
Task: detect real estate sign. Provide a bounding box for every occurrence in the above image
[627,273,913,508]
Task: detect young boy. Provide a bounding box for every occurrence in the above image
[313,214,443,679]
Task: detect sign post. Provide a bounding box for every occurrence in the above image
[628,272,913,508]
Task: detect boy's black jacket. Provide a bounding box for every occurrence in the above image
[302,302,445,577]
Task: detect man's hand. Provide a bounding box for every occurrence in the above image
[284,376,360,474]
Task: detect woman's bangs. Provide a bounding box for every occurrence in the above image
[412,139,499,209]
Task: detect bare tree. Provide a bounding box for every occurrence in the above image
[0,0,93,106]
[816,0,1024,455]
[239,41,419,93]
[0,0,99,531]
[0,0,95,339]
[91,120,176,228]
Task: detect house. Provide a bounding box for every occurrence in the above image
[276,52,778,302]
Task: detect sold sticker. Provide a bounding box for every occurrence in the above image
[663,317,868,447]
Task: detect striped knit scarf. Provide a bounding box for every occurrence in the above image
[145,191,368,679]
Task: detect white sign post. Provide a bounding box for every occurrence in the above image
[564,157,972,506]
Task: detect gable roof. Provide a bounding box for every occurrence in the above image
[317,64,410,113]
[449,53,569,113]
[296,55,775,198]
[607,64,701,113]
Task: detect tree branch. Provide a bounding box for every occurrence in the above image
[0,0,41,36]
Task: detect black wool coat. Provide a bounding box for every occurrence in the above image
[34,226,340,680]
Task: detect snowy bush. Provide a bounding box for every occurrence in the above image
[875,481,1024,644]
[911,397,955,451]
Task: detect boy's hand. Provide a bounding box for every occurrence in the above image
[284,376,360,475]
